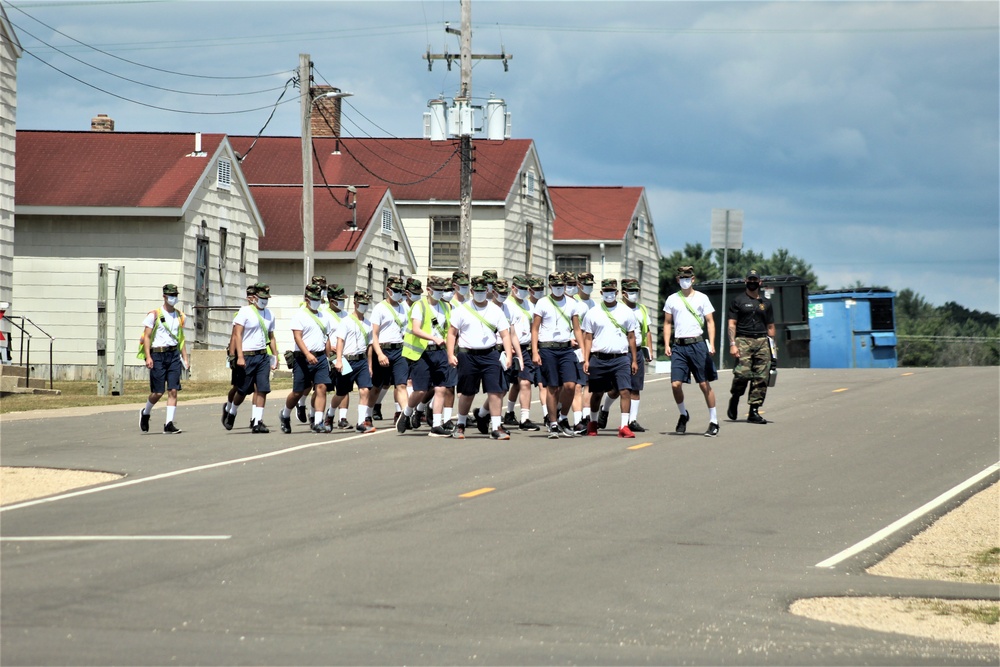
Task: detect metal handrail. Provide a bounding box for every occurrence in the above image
[3,315,56,389]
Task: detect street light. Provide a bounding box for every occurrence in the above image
[302,85,353,288]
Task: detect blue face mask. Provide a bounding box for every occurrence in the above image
[391,290,403,302]
[409,293,422,302]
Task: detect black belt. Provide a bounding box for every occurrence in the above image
[244,349,268,357]
[458,347,496,355]
[592,351,626,360]
[494,344,504,351]
[425,344,444,351]
[294,350,326,358]
[344,353,366,362]
[151,345,177,353]
[539,341,572,349]
[381,343,403,350]
[737,335,768,340]
[674,336,704,346]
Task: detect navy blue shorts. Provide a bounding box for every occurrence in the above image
[586,354,633,394]
[628,356,646,391]
[409,348,451,392]
[456,349,508,396]
[336,358,373,396]
[292,354,333,393]
[236,353,271,395]
[517,346,538,384]
[149,350,182,393]
[670,342,718,384]
[371,347,409,387]
[537,347,579,388]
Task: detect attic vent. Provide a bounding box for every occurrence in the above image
[217,158,232,190]
[525,171,536,199]
[381,208,393,235]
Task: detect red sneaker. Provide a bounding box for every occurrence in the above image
[586,421,599,436]
[618,424,635,439]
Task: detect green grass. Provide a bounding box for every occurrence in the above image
[971,547,1000,567]
[1,379,293,415]
[926,601,1000,626]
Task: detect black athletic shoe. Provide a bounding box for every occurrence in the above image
[747,406,768,424]
[628,421,646,433]
[163,421,181,434]
[337,418,351,430]
[280,413,292,434]
[547,423,561,440]
[573,419,589,435]
[558,419,577,438]
[396,412,410,434]
[597,410,609,430]
[675,412,689,434]
[491,429,510,440]
[473,408,490,435]
[409,410,422,430]
[705,422,720,437]
[372,404,384,421]
[519,419,541,431]
[727,395,739,421]
[296,404,308,424]
[140,410,150,433]
[503,411,519,427]
[221,403,228,425]
[224,411,235,431]
[428,425,450,438]
[252,421,269,434]
[442,420,455,433]
[311,421,331,434]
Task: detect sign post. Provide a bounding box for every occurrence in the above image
[710,209,744,370]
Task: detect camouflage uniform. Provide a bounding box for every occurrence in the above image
[732,337,771,406]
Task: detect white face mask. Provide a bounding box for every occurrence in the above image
[678,278,693,290]
[337,299,347,311]
[256,298,269,309]
[432,290,443,301]
[625,292,638,303]
[531,289,547,300]
[409,293,422,302]
[390,290,403,302]
[441,290,454,302]
[514,288,529,301]
[472,290,489,304]
[579,285,593,296]
[550,286,565,298]
[602,291,617,304]
[458,285,470,297]
[308,299,322,310]
[496,294,508,304]
[356,303,369,315]
[565,285,578,297]
[165,296,178,306]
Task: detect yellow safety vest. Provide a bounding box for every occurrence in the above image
[402,300,450,361]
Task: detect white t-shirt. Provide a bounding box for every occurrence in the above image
[408,299,450,341]
[332,313,372,357]
[506,297,534,344]
[581,302,639,354]
[663,290,714,338]
[291,306,334,353]
[142,308,183,348]
[532,295,578,343]
[234,304,275,352]
[450,301,509,350]
[369,299,408,343]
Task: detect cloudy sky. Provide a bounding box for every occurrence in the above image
[9,0,999,313]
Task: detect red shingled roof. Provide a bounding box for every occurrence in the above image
[16,130,226,209]
[550,186,644,241]
[231,136,532,202]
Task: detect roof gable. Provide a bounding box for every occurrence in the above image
[550,186,644,241]
[16,130,225,210]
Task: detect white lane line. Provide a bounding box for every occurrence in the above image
[0,432,374,513]
[816,461,1000,568]
[2,535,231,542]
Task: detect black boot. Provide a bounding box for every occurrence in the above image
[747,405,767,424]
[727,394,740,421]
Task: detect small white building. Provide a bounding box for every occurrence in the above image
[0,4,21,356]
[14,126,264,379]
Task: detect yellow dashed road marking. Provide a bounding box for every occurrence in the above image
[627,442,654,450]
[459,487,495,498]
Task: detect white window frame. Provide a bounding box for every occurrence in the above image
[430,215,460,269]
[217,158,232,191]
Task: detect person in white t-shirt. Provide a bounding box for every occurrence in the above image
[279,284,334,435]
[226,282,279,434]
[662,265,719,437]
[139,283,189,435]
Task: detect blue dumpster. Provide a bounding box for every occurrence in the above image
[808,289,897,368]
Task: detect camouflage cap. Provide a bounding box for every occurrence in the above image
[405,277,423,293]
[353,290,372,305]
[561,271,577,284]
[428,275,449,290]
[162,283,179,296]
[470,275,489,290]
[547,272,565,285]
[511,274,530,289]
[527,276,545,290]
[481,269,499,281]
[310,274,327,286]
[493,278,509,294]
[387,275,405,290]
[452,270,470,286]
[246,284,258,297]
[327,283,346,299]
[746,269,761,280]
[676,265,694,278]
[578,272,595,286]
[252,282,271,298]
[620,278,640,292]
[601,278,618,290]
[305,284,323,301]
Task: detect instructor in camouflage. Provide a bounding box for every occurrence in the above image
[726,269,776,424]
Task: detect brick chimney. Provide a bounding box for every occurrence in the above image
[310,85,342,138]
[91,114,115,132]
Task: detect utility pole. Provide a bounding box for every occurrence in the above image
[300,53,314,288]
[424,0,511,274]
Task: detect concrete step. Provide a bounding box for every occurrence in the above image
[0,364,28,379]
[0,385,61,396]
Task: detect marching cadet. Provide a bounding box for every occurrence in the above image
[472,278,525,435]
[599,277,655,432]
[139,283,189,435]
[502,274,541,431]
[369,276,410,425]
[223,285,258,428]
[531,272,586,438]
[397,276,454,437]
[226,282,279,433]
[322,284,353,429]
[447,276,514,440]
[330,290,376,433]
[280,284,334,434]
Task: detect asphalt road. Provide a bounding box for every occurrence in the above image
[2,367,998,666]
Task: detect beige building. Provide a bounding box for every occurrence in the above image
[0,4,20,359]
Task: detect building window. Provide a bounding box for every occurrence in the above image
[239,233,247,273]
[431,215,460,269]
[525,170,536,199]
[217,159,232,190]
[636,214,646,240]
[381,208,393,235]
[555,254,589,275]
